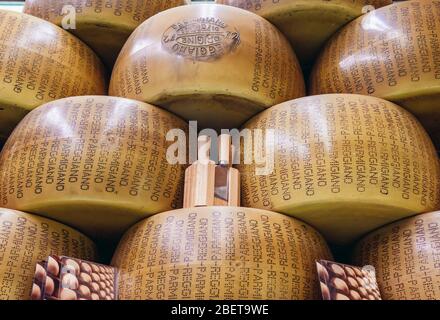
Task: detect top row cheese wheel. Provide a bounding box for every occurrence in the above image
[0,10,106,145]
[238,94,440,244]
[24,0,188,68]
[311,0,440,152]
[109,3,306,130]
[217,0,393,70]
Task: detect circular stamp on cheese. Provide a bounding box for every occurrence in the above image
[110,3,305,130]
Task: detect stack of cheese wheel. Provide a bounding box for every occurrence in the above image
[110,3,305,130]
[111,206,333,300]
[0,208,97,300]
[354,211,440,300]
[311,0,440,152]
[24,0,189,68]
[0,96,188,240]
[238,94,440,244]
[0,10,106,148]
[216,0,393,71]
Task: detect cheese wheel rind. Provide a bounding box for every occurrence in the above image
[216,0,392,69]
[238,94,440,244]
[110,3,305,130]
[112,206,333,300]
[0,10,106,144]
[0,96,187,239]
[23,0,188,67]
[310,0,440,151]
[0,208,97,300]
[353,211,440,300]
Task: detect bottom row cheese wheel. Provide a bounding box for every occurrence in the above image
[354,211,440,300]
[111,206,333,300]
[0,208,97,300]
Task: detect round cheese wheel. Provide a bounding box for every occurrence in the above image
[0,10,106,147]
[216,0,392,70]
[0,208,97,300]
[112,206,333,300]
[0,96,187,240]
[238,94,440,244]
[310,0,440,152]
[109,3,305,130]
[354,211,440,300]
[24,0,188,68]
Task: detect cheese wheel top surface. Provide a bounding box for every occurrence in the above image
[110,3,305,130]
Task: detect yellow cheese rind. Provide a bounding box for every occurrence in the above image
[216,0,392,69]
[23,0,187,68]
[310,0,440,151]
[0,208,97,300]
[0,10,106,145]
[354,211,440,300]
[112,206,333,300]
[0,96,187,240]
[110,3,305,130]
[238,94,440,244]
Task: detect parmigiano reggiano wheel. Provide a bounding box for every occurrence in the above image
[109,3,305,130]
[311,0,440,152]
[112,206,333,300]
[216,0,392,70]
[0,96,187,240]
[0,208,97,300]
[238,94,440,244]
[354,211,440,300]
[0,10,106,147]
[24,0,188,68]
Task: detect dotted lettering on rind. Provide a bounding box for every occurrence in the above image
[24,0,187,26]
[354,211,440,300]
[112,208,332,300]
[0,209,96,300]
[216,0,393,14]
[0,97,187,218]
[240,95,439,210]
[0,11,105,107]
[238,95,440,243]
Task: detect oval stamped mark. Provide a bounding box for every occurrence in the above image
[162,17,241,61]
